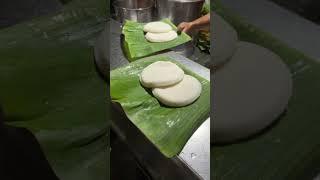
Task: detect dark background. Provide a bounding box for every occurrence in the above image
[269,0,320,24]
[0,0,73,29]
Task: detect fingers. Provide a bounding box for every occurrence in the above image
[182,27,190,33]
[178,22,193,34]
[177,22,187,32]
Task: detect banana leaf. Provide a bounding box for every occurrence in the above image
[197,30,211,54]
[110,54,210,157]
[122,19,192,61]
[198,2,211,54]
[213,1,320,179]
[202,2,210,15]
[0,0,108,179]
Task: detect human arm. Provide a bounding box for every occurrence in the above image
[177,13,210,34]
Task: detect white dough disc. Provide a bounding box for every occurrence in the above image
[152,75,202,107]
[145,31,178,43]
[140,61,184,88]
[143,21,172,33]
[212,12,238,67]
[212,42,292,143]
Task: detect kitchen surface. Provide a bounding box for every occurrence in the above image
[2,0,320,179]
[102,0,211,179]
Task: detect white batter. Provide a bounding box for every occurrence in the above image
[152,75,202,107]
[143,21,172,33]
[145,30,178,43]
[140,61,184,88]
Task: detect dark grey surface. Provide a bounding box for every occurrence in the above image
[0,0,62,28]
[269,0,320,24]
[110,130,150,180]
[221,0,320,62]
[213,41,292,143]
[110,20,128,70]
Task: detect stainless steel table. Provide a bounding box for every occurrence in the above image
[108,19,210,180]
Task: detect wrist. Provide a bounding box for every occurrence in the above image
[190,21,197,28]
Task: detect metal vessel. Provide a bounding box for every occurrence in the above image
[113,0,154,23]
[155,0,205,58]
[155,0,205,24]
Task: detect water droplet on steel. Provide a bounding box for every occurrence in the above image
[191,153,197,159]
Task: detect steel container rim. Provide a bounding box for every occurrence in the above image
[113,0,154,11]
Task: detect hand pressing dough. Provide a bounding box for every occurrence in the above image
[143,21,172,33]
[140,61,184,88]
[152,75,202,107]
[145,31,178,43]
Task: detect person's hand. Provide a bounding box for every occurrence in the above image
[178,14,210,34]
[177,22,195,34]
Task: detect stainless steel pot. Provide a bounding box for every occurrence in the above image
[155,0,205,24]
[113,0,154,23]
[155,0,205,58]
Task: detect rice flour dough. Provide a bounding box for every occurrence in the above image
[145,31,178,43]
[143,21,172,33]
[140,61,184,88]
[152,75,202,107]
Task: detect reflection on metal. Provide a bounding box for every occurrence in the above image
[155,0,205,24]
[113,0,154,23]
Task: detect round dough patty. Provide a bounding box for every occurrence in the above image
[212,12,238,67]
[145,30,178,43]
[143,21,172,33]
[140,61,184,88]
[212,41,292,143]
[152,75,202,107]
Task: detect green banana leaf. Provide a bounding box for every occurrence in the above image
[110,54,210,157]
[122,19,192,61]
[196,30,210,54]
[213,1,320,179]
[198,3,211,54]
[202,2,210,15]
[0,0,108,179]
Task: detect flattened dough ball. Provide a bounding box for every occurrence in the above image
[143,21,172,33]
[212,12,238,67]
[145,31,178,43]
[140,61,184,88]
[212,42,292,143]
[152,75,202,107]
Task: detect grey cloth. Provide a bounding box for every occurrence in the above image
[212,41,292,143]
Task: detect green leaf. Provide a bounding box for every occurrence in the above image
[202,3,210,15]
[122,19,192,61]
[110,54,210,157]
[0,0,108,179]
[213,1,320,179]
